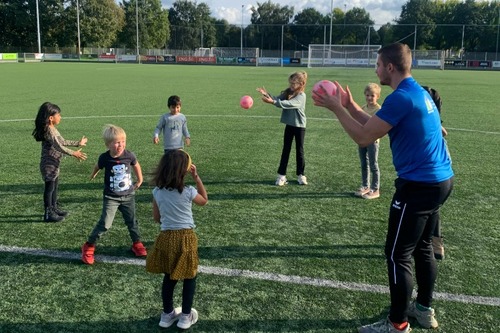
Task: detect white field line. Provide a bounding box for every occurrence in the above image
[1,115,499,135]
[1,244,499,307]
[2,113,498,305]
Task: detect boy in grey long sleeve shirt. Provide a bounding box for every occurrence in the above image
[153,95,191,152]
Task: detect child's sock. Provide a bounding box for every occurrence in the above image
[391,321,409,331]
[416,302,432,311]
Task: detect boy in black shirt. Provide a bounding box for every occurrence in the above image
[82,124,146,265]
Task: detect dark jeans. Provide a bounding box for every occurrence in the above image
[277,125,306,176]
[358,141,380,190]
[386,177,453,323]
[87,194,141,244]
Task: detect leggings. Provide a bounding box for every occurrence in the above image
[162,274,197,314]
[43,178,59,208]
[277,125,306,176]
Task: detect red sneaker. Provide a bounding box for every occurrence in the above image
[82,242,95,265]
[131,241,147,257]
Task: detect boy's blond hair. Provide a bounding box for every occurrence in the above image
[364,83,381,97]
[103,124,126,145]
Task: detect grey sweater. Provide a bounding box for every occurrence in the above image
[272,92,307,128]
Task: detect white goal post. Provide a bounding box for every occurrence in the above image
[207,47,259,66]
[209,47,259,58]
[194,47,259,58]
[307,44,381,68]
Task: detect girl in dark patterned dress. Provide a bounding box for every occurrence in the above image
[32,102,87,222]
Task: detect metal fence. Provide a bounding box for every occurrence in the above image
[2,22,499,60]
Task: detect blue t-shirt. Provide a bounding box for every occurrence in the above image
[375,77,453,182]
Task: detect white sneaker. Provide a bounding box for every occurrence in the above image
[275,175,288,186]
[358,317,411,333]
[362,189,380,200]
[354,186,370,197]
[159,307,181,328]
[177,308,198,329]
[408,301,438,329]
[297,175,308,185]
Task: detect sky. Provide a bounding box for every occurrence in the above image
[158,0,406,27]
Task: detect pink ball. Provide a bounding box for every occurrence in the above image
[240,95,254,109]
[313,80,337,96]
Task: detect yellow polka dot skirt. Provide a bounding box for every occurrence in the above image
[146,229,198,280]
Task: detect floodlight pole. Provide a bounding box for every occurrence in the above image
[136,0,140,62]
[281,24,284,67]
[344,4,346,27]
[200,25,203,48]
[241,5,244,57]
[367,25,371,66]
[329,0,333,58]
[461,25,465,57]
[343,4,347,44]
[76,0,81,58]
[413,24,417,60]
[496,7,500,61]
[36,0,41,53]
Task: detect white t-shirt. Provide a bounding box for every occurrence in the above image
[153,186,198,230]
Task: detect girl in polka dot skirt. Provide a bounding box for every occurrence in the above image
[146,149,208,329]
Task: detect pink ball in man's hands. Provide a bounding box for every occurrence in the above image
[240,95,254,109]
[313,80,337,96]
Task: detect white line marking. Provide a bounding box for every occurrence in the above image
[1,245,498,307]
[443,127,500,135]
[1,115,498,135]
[2,113,498,304]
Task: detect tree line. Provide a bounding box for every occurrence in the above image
[1,0,499,53]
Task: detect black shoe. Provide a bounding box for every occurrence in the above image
[44,207,65,223]
[53,206,68,217]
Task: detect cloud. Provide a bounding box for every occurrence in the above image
[211,5,254,25]
[157,0,403,26]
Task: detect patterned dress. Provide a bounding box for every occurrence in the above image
[40,126,80,181]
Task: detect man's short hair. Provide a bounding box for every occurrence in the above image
[378,43,412,73]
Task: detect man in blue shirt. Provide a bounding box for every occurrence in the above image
[313,43,454,333]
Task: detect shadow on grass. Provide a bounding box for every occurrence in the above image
[0,317,368,333]
[0,214,42,223]
[58,243,383,263]
[205,179,352,193]
[0,253,397,332]
[209,191,353,200]
[0,183,152,222]
[0,249,144,267]
[199,244,383,260]
[0,242,383,267]
[0,182,102,194]
[0,181,354,205]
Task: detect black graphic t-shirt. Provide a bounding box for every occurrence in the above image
[97,150,137,196]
